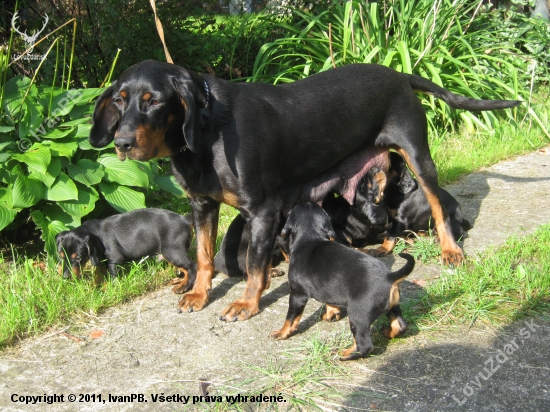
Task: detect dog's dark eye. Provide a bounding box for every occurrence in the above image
[150,99,160,106]
[113,97,123,106]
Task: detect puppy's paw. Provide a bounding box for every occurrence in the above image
[270,329,291,340]
[322,304,342,322]
[338,346,363,361]
[270,268,285,278]
[366,246,391,257]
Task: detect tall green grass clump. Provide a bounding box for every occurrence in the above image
[252,0,549,136]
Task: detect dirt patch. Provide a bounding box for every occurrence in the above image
[1,148,549,411]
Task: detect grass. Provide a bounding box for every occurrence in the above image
[0,254,176,347]
[189,330,356,411]
[405,224,550,329]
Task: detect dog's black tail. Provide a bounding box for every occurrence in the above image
[387,253,415,283]
[408,74,521,111]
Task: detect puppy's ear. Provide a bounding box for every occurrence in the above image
[399,166,417,195]
[85,235,105,267]
[173,72,208,153]
[371,168,387,204]
[280,215,294,240]
[90,83,119,148]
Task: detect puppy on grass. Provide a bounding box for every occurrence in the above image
[55,208,196,292]
[270,202,415,361]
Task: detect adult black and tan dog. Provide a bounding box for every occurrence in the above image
[56,208,196,287]
[271,202,415,360]
[89,60,519,321]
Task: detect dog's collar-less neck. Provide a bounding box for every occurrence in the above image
[178,80,210,154]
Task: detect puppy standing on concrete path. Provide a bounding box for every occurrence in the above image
[271,202,415,361]
[56,208,196,290]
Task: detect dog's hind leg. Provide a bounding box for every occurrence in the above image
[382,304,408,338]
[340,314,374,361]
[394,147,463,266]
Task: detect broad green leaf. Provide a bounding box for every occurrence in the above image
[98,154,150,188]
[75,124,92,138]
[11,174,46,209]
[41,141,78,158]
[49,91,78,117]
[67,159,105,186]
[2,76,31,106]
[42,204,81,229]
[46,173,79,201]
[0,126,15,133]
[0,204,17,231]
[58,184,99,218]
[42,127,76,139]
[154,175,185,196]
[56,118,91,127]
[30,210,69,256]
[99,182,146,213]
[68,88,104,105]
[78,138,114,151]
[28,157,62,188]
[12,143,52,174]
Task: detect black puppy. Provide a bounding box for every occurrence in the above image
[270,202,415,361]
[56,208,196,291]
[371,152,471,257]
[322,166,389,248]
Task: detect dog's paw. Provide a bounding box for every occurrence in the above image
[322,304,342,322]
[269,329,290,340]
[170,277,190,294]
[366,246,391,257]
[270,268,285,278]
[219,299,259,322]
[338,346,363,361]
[441,248,464,267]
[177,290,209,313]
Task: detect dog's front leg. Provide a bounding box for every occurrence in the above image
[220,208,280,321]
[177,196,219,313]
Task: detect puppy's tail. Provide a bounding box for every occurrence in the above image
[387,253,415,283]
[407,74,521,111]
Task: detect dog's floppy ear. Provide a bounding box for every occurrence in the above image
[85,235,105,267]
[399,165,417,195]
[280,213,294,240]
[173,72,208,153]
[90,83,119,148]
[319,209,336,240]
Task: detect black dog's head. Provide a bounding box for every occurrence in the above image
[281,202,336,249]
[55,230,105,278]
[387,152,417,202]
[89,60,211,160]
[355,166,389,230]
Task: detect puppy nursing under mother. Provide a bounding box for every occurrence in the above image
[89,60,520,321]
